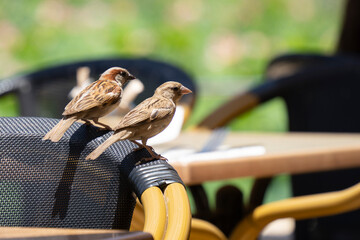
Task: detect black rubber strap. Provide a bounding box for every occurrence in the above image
[120,149,184,199]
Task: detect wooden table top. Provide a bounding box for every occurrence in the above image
[0,227,152,239]
[155,131,360,185]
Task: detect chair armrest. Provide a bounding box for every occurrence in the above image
[0,227,153,240]
[197,93,260,130]
[230,182,360,240]
[189,219,227,240]
[0,77,23,97]
[163,183,191,240]
[140,187,167,240]
[122,158,190,240]
[197,55,359,130]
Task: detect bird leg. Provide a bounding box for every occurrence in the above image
[133,141,165,165]
[83,119,92,126]
[130,140,145,151]
[142,144,167,162]
[132,139,167,162]
[91,118,112,130]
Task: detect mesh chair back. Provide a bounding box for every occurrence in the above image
[0,117,140,229]
[0,58,196,117]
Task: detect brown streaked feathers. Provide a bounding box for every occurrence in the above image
[86,81,192,161]
[43,67,135,142]
[63,80,122,116]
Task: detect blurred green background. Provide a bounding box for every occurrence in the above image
[0,0,344,207]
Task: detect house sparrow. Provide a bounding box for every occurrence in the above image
[43,67,136,142]
[86,81,192,161]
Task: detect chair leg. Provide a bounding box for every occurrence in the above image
[190,185,212,220]
[246,177,273,214]
[213,185,244,236]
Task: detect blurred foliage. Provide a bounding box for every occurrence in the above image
[0,0,344,203]
[0,0,343,129]
[0,0,342,78]
[0,94,19,116]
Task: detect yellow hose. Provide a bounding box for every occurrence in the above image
[163,183,192,240]
[141,187,166,240]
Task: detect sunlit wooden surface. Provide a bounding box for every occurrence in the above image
[156,131,360,185]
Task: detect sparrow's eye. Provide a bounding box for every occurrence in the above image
[172,87,179,91]
[120,71,127,77]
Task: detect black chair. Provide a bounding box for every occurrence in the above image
[0,57,196,117]
[0,116,189,239]
[197,53,360,239]
[195,0,360,237]
[267,53,360,240]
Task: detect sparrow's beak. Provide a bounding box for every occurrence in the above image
[180,86,192,95]
[128,74,136,80]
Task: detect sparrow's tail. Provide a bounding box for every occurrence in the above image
[86,130,131,160]
[42,118,77,142]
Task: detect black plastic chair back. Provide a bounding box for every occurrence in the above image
[0,58,196,117]
[267,54,360,240]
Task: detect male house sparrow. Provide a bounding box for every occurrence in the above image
[86,81,192,161]
[43,67,136,142]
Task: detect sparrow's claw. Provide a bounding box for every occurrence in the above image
[141,154,168,162]
[101,126,112,131]
[158,155,168,161]
[133,146,144,151]
[94,125,112,132]
[135,157,153,166]
[84,120,92,126]
[92,120,112,131]
[135,160,144,166]
[139,144,166,161]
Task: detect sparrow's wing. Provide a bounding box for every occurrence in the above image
[63,80,121,115]
[115,97,173,130]
[150,108,172,120]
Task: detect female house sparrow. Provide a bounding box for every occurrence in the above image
[43,67,136,142]
[86,81,192,161]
